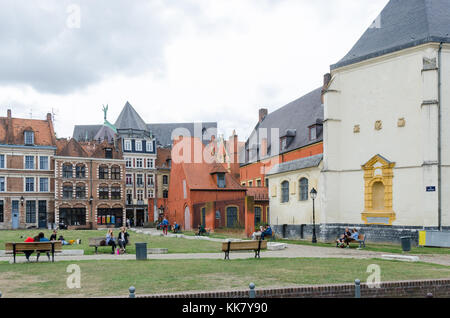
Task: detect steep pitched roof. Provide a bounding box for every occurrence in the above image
[57,138,89,157]
[114,102,148,131]
[332,0,450,70]
[147,122,218,147]
[183,163,244,191]
[94,125,116,144]
[73,125,103,142]
[0,115,57,147]
[242,87,323,165]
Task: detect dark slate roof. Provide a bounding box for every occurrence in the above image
[114,102,148,131]
[147,122,218,147]
[94,125,116,144]
[241,87,324,166]
[332,0,450,70]
[267,154,323,176]
[73,125,102,142]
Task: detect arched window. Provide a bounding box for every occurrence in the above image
[111,186,121,200]
[99,165,109,179]
[163,190,168,198]
[24,130,34,145]
[63,164,73,178]
[281,181,289,203]
[63,183,73,199]
[76,164,85,178]
[76,184,86,199]
[163,175,169,185]
[299,178,309,201]
[99,185,109,200]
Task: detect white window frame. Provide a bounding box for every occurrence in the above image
[147,174,154,186]
[135,140,142,151]
[25,177,35,192]
[24,131,34,145]
[0,176,5,192]
[0,154,5,169]
[146,140,153,152]
[125,158,132,168]
[39,156,49,170]
[148,189,154,199]
[136,158,143,168]
[147,158,154,169]
[39,177,49,192]
[124,139,132,151]
[25,156,35,170]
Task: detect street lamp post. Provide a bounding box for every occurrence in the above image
[310,188,318,244]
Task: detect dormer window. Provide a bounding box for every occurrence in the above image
[146,140,153,152]
[105,148,113,159]
[308,122,323,141]
[24,131,34,145]
[124,139,132,151]
[280,129,296,151]
[217,173,226,188]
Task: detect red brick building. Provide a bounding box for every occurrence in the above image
[54,136,126,230]
[0,110,57,229]
[167,136,252,232]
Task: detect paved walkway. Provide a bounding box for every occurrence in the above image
[2,228,450,266]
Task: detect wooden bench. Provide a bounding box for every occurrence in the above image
[89,237,110,254]
[5,242,63,263]
[346,234,366,249]
[222,240,268,260]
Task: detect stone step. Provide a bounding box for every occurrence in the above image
[147,248,168,254]
[268,243,287,251]
[381,254,420,262]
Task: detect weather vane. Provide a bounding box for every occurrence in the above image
[102,104,109,121]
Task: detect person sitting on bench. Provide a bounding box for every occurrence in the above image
[252,226,264,241]
[106,229,117,254]
[173,222,181,233]
[37,232,51,261]
[260,225,273,240]
[24,236,35,261]
[197,225,207,236]
[117,227,130,253]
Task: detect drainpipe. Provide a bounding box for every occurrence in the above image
[438,42,443,232]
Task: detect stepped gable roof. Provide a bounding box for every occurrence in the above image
[332,0,450,70]
[114,102,148,131]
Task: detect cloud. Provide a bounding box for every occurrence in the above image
[0,0,182,94]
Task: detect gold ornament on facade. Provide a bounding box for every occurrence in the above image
[397,118,406,127]
[374,121,382,131]
[353,125,360,133]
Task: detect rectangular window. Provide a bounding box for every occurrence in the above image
[111,167,121,180]
[136,174,143,186]
[99,186,109,200]
[24,131,34,145]
[111,187,121,200]
[0,177,5,192]
[147,158,154,169]
[40,178,49,192]
[99,166,109,179]
[137,190,144,201]
[39,156,49,170]
[146,141,153,152]
[148,189,154,198]
[124,140,132,151]
[126,174,133,186]
[217,173,226,188]
[147,175,154,187]
[26,201,36,223]
[25,177,35,192]
[63,185,73,199]
[310,127,317,141]
[76,186,86,199]
[0,154,4,168]
[136,158,143,168]
[125,158,132,168]
[163,175,168,185]
[135,140,142,151]
[0,200,3,222]
[25,156,34,170]
[256,179,262,187]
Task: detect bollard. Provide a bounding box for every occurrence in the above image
[355,279,361,298]
[249,283,256,298]
[129,286,136,298]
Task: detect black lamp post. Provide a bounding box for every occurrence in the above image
[310,188,318,244]
[20,196,24,206]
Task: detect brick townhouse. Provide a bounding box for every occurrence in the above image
[54,134,126,230]
[0,109,57,229]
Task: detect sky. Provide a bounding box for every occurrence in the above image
[0,0,389,141]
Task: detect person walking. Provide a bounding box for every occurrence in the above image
[162,217,169,235]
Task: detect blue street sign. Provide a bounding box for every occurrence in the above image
[426,186,436,192]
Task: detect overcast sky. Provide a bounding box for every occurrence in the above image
[0,0,389,140]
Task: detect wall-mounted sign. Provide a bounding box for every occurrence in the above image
[426,186,436,192]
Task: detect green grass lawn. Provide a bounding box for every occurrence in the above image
[0,230,222,255]
[276,239,450,255]
[0,258,448,298]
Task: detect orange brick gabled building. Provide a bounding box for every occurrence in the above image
[167,136,247,232]
[0,109,57,229]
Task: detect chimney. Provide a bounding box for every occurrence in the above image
[7,109,11,119]
[228,130,240,180]
[259,108,268,123]
[46,113,52,122]
[321,73,332,104]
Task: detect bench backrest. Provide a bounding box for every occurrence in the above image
[89,237,106,245]
[222,241,268,252]
[358,234,365,241]
[5,241,63,252]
